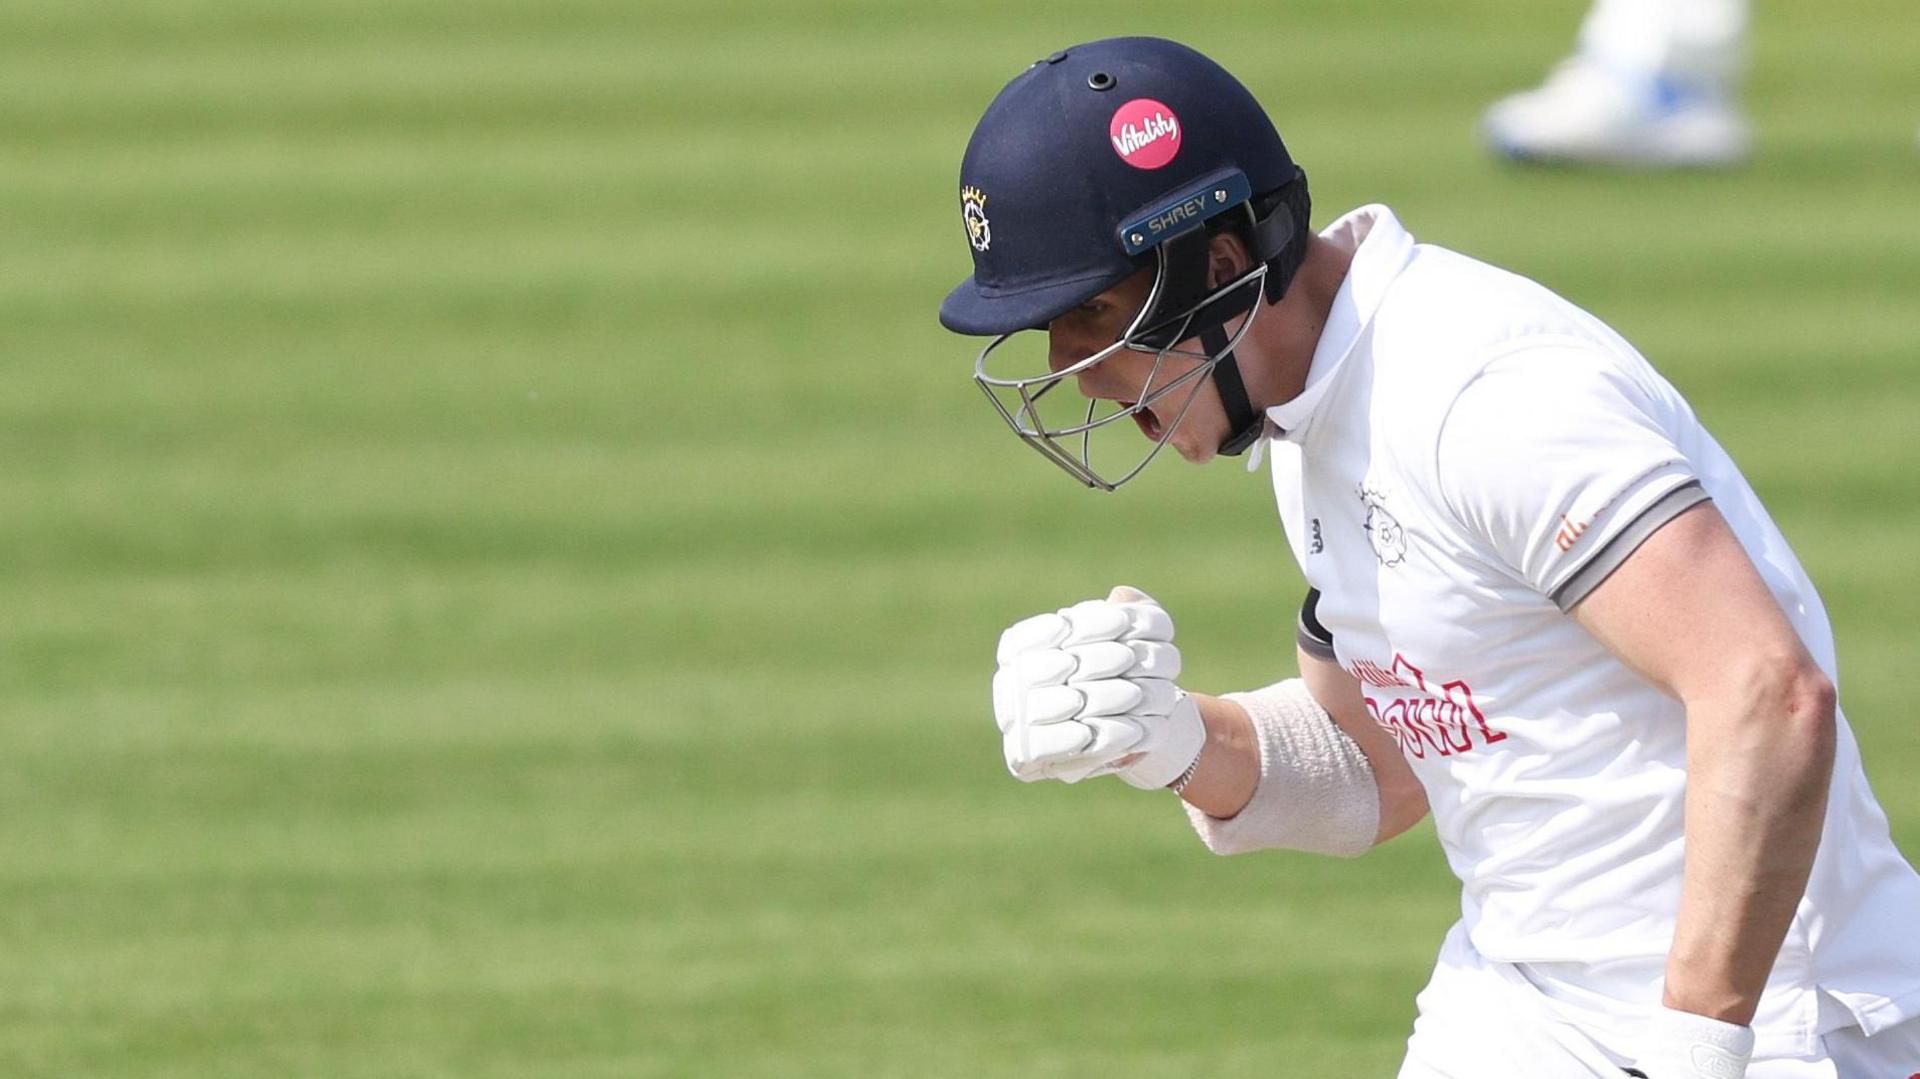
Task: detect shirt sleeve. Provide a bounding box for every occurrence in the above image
[1297,588,1336,661]
[1435,346,1710,610]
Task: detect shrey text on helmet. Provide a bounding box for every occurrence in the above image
[1145,194,1215,240]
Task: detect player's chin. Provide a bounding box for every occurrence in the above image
[1170,430,1217,464]
[1129,402,1217,464]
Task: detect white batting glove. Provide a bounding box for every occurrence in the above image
[1628,1007,1753,1079]
[991,586,1205,789]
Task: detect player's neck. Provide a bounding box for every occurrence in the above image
[1237,236,1354,413]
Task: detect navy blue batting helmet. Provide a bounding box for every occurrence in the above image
[940,37,1303,336]
[941,38,1311,489]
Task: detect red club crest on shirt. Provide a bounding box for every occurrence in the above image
[1109,98,1181,169]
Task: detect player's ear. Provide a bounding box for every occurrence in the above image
[1205,230,1252,290]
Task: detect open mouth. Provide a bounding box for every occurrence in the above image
[1122,401,1163,441]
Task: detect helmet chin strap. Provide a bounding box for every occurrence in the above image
[1137,185,1307,459]
[1203,192,1303,457]
[1204,325,1264,456]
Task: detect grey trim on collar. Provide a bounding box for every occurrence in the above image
[1552,481,1711,611]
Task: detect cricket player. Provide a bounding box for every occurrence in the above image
[939,37,1920,1077]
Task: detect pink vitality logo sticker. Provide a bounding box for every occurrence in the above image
[1109,98,1181,169]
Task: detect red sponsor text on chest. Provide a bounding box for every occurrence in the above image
[1351,653,1507,759]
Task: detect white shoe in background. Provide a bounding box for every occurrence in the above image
[1482,56,1750,167]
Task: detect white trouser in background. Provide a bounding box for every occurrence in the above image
[1576,0,1748,82]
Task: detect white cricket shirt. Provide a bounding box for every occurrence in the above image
[1259,205,1920,1055]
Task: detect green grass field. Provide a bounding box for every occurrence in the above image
[2,1,1916,1075]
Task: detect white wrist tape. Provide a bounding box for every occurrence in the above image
[1183,679,1379,858]
[1633,1006,1754,1078]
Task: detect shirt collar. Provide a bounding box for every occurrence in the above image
[1262,204,1418,443]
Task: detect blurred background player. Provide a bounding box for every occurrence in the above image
[1481,0,1752,166]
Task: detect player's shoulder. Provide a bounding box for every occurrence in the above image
[1366,244,1662,411]
[1373,244,1617,362]
[1344,242,1698,502]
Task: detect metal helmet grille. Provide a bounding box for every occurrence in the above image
[971,255,1269,491]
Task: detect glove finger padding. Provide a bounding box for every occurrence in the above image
[1057,600,1133,645]
[1123,697,1187,755]
[1128,677,1180,716]
[1069,593,1176,644]
[1013,648,1077,688]
[997,612,1069,664]
[1104,587,1174,637]
[1038,717,1146,782]
[1006,722,1093,779]
[1064,640,1137,680]
[1022,684,1086,725]
[991,666,1022,734]
[1118,602,1174,643]
[1078,715,1144,758]
[1069,677,1144,717]
[1125,640,1183,681]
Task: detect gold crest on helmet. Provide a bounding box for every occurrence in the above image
[961,186,991,252]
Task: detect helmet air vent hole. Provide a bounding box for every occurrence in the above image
[1087,71,1115,91]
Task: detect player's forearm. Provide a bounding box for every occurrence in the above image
[1175,694,1260,819]
[1178,675,1427,844]
[1665,664,1836,1025]
[1176,680,1384,858]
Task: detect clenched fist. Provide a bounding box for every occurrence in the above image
[991,586,1205,789]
